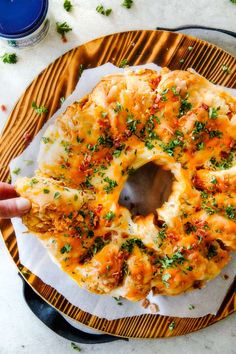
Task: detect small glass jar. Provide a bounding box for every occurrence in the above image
[0,0,49,49]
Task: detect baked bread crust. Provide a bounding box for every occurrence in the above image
[16,68,236,301]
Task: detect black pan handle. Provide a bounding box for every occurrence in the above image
[156,25,236,39]
[20,274,127,344]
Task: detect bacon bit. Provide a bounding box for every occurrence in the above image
[168,232,179,242]
[227,111,233,120]
[193,174,204,190]
[96,204,103,213]
[98,118,111,128]
[149,303,159,313]
[113,137,123,148]
[121,232,129,239]
[79,154,92,172]
[104,232,112,240]
[23,132,32,142]
[201,103,209,111]
[150,76,161,90]
[0,104,7,112]
[141,298,150,309]
[105,152,113,162]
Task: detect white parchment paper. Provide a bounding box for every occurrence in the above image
[10,63,236,319]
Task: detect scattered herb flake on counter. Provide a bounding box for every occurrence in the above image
[1,53,17,64]
[222,64,231,74]
[119,58,129,68]
[168,321,175,331]
[70,342,81,351]
[13,167,21,175]
[23,159,34,165]
[42,136,50,143]
[56,21,72,36]
[122,0,133,8]
[32,101,48,114]
[78,64,84,79]
[0,104,7,111]
[188,46,193,51]
[60,97,65,105]
[64,0,73,12]
[179,58,184,64]
[188,304,195,310]
[61,243,72,254]
[96,4,112,16]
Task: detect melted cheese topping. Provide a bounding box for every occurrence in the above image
[16,68,236,301]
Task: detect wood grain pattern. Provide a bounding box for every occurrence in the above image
[0,30,235,338]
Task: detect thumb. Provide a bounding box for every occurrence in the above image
[0,197,31,219]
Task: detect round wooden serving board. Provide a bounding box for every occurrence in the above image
[0,30,235,339]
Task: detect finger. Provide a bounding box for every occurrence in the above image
[0,197,31,218]
[0,182,18,200]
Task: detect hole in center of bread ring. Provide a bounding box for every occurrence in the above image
[119,162,174,216]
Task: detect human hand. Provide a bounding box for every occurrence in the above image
[0,182,31,218]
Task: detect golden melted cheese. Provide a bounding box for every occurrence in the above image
[15,68,236,301]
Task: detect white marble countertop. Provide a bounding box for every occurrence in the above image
[0,0,236,353]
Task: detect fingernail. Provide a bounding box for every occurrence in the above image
[16,197,31,211]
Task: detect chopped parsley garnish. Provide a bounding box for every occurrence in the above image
[168,321,175,331]
[60,243,72,254]
[225,205,236,221]
[121,238,145,253]
[70,342,81,352]
[104,211,115,221]
[207,244,217,259]
[171,86,180,96]
[114,102,123,113]
[159,250,185,269]
[161,88,169,101]
[42,136,50,143]
[209,130,222,139]
[145,140,154,150]
[23,159,34,166]
[76,136,84,143]
[209,107,219,119]
[56,22,72,36]
[1,53,17,64]
[162,138,183,156]
[126,114,140,133]
[32,101,48,114]
[196,141,205,151]
[211,177,217,184]
[119,58,129,68]
[210,152,233,170]
[63,0,73,12]
[54,192,61,199]
[43,188,50,194]
[13,167,21,175]
[87,230,94,238]
[103,177,118,193]
[162,273,171,287]
[178,95,192,117]
[184,222,197,234]
[192,121,206,135]
[96,4,112,16]
[222,64,231,74]
[29,178,39,186]
[121,0,133,8]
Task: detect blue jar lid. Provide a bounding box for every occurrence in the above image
[0,0,48,39]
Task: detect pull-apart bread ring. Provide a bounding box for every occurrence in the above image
[16,68,236,301]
